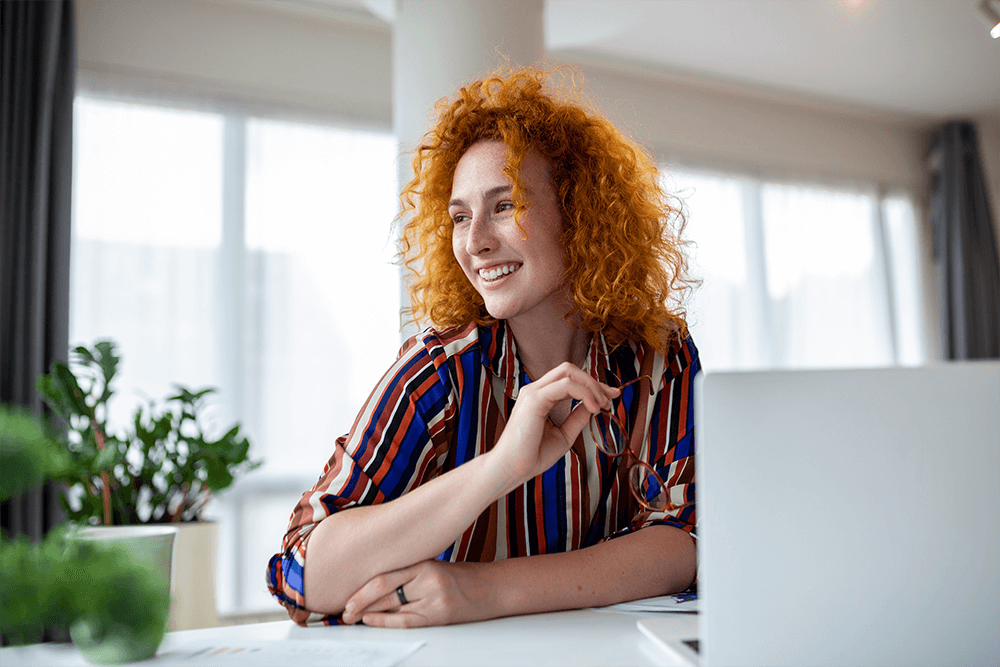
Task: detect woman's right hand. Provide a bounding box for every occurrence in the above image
[490,362,620,488]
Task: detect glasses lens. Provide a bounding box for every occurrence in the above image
[591,410,626,456]
[629,461,669,512]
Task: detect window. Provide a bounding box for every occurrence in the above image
[668,167,925,371]
[72,96,400,613]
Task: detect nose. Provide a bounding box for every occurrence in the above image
[464,214,495,256]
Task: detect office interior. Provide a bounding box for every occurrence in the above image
[4,0,1000,627]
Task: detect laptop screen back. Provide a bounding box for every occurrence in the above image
[697,362,1000,667]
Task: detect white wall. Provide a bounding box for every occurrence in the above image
[560,55,927,193]
[76,0,392,127]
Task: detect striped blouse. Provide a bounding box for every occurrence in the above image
[267,319,700,625]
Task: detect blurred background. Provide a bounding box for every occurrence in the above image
[7,0,999,622]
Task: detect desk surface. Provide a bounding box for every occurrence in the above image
[1,608,697,666]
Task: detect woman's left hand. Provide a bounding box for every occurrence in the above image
[340,560,495,628]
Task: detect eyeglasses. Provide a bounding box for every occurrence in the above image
[586,375,680,513]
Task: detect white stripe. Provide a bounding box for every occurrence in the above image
[565,453,576,549]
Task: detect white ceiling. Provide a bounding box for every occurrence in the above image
[308,0,1000,121]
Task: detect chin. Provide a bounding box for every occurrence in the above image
[480,298,521,322]
[483,305,512,321]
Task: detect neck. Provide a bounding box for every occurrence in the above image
[508,313,590,380]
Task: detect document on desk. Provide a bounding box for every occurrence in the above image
[155,639,425,667]
[594,592,699,613]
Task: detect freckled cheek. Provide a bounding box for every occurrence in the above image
[451,238,475,280]
[450,233,465,263]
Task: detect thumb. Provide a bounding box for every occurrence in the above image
[558,404,594,445]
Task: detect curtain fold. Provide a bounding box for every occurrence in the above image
[0,0,76,543]
[928,122,1000,360]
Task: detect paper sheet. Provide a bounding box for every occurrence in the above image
[594,592,699,613]
[154,639,425,667]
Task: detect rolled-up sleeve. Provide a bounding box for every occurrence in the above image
[265,436,380,623]
[265,332,455,624]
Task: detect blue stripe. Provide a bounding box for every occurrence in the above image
[453,349,480,467]
[674,429,694,460]
[542,458,565,552]
[285,555,304,595]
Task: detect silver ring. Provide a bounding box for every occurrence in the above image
[396,585,408,606]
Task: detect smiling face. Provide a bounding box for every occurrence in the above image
[449,140,569,330]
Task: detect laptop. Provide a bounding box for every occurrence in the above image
[640,362,1000,667]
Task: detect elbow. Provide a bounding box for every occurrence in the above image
[300,515,362,616]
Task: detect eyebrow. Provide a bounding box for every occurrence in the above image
[449,185,512,209]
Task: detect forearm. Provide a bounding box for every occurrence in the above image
[343,523,696,627]
[485,525,696,617]
[303,449,515,614]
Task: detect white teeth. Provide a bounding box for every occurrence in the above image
[479,263,521,282]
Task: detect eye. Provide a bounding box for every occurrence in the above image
[451,212,470,225]
[497,201,515,213]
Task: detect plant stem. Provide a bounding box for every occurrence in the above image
[93,420,112,526]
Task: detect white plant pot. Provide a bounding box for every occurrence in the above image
[75,525,177,587]
[71,525,178,664]
[169,521,219,630]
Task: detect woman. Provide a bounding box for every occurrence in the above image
[267,67,699,628]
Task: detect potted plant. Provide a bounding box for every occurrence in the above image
[35,340,262,629]
[1,405,173,663]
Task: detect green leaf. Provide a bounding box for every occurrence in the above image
[93,443,124,472]
[73,345,97,366]
[52,363,91,417]
[0,406,73,500]
[166,385,215,404]
[34,374,72,421]
[93,340,120,384]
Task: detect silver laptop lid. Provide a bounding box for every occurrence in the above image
[697,362,1000,667]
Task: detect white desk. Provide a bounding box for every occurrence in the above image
[0,608,697,666]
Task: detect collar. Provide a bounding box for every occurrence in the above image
[481,320,630,399]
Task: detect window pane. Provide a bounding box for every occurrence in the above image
[243,119,401,479]
[71,98,225,428]
[883,197,926,366]
[761,183,893,368]
[670,170,766,371]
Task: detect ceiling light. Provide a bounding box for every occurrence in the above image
[980,0,1000,38]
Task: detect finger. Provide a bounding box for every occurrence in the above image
[559,402,596,444]
[534,362,607,393]
[342,570,414,623]
[542,375,614,414]
[360,611,428,629]
[528,365,613,408]
[354,588,401,616]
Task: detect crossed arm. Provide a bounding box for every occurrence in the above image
[302,363,696,627]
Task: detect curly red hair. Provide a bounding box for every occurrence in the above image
[397,66,692,352]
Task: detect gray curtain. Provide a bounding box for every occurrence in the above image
[1,0,75,542]
[928,122,1000,360]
